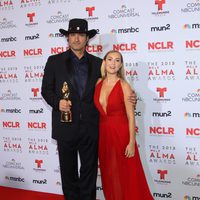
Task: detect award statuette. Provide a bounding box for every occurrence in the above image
[60,82,72,122]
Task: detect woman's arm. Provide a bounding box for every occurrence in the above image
[121,80,136,158]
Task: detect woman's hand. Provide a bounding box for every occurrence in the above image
[125,142,135,158]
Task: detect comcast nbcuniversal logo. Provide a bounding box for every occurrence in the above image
[108,5,140,19]
[46,11,70,24]
[0,18,16,29]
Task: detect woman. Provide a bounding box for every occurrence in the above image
[94,50,153,200]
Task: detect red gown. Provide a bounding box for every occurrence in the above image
[94,79,153,200]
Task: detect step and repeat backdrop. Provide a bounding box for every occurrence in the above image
[0,0,200,199]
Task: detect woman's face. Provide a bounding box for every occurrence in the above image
[104,52,122,75]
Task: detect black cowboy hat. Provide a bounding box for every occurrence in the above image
[59,18,97,39]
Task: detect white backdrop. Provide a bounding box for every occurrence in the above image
[0,1,200,200]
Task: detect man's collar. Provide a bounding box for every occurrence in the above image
[69,49,87,60]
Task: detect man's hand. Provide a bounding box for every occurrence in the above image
[59,99,72,112]
[128,90,137,110]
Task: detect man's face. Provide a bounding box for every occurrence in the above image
[68,33,88,52]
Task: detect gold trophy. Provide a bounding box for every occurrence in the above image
[61,82,72,122]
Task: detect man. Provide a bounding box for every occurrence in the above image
[42,18,102,200]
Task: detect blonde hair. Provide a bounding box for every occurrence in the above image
[101,50,125,79]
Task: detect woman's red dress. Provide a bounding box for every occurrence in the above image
[94,80,153,200]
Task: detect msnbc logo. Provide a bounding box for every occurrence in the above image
[110,29,117,34]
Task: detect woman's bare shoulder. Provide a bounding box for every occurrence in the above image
[120,79,132,92]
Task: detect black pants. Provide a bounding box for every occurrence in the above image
[57,128,98,200]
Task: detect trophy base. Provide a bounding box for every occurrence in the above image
[61,120,72,123]
[61,111,72,123]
